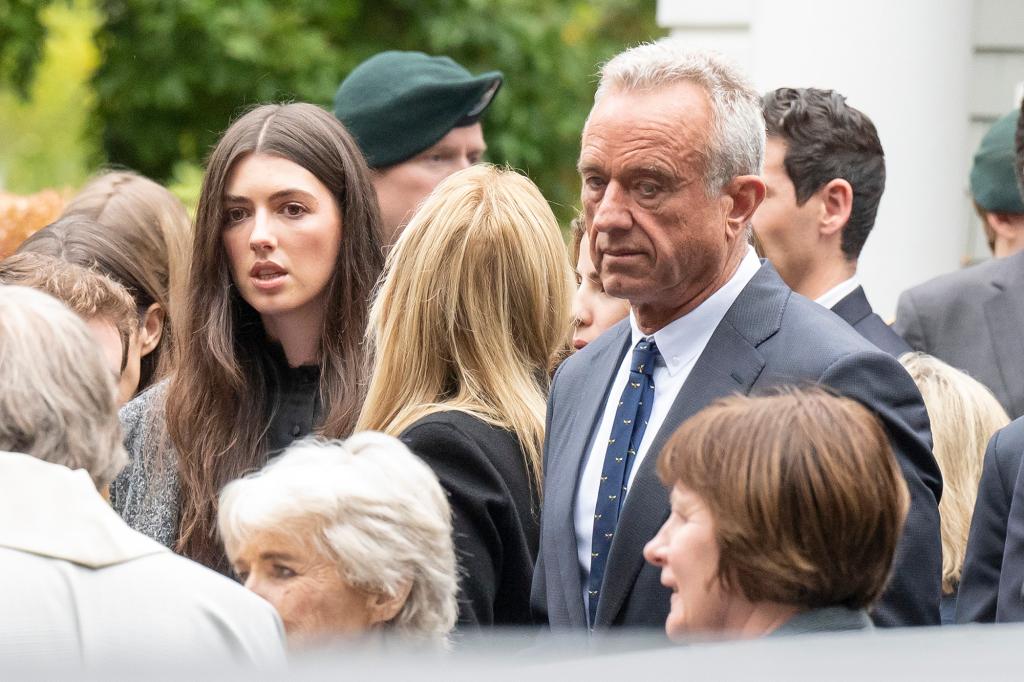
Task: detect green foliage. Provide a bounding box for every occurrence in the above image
[1,0,661,218]
[90,0,662,222]
[0,0,101,192]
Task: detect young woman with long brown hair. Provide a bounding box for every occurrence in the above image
[113,103,383,571]
[354,164,573,626]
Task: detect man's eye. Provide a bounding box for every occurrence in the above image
[637,181,659,197]
[584,176,606,191]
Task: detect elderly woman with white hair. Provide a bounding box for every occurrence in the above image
[218,433,459,647]
[0,284,284,666]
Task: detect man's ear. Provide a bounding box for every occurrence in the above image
[366,581,413,626]
[138,303,165,358]
[818,178,853,238]
[985,211,1022,241]
[724,174,766,238]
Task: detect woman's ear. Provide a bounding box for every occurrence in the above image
[138,303,165,357]
[366,581,413,625]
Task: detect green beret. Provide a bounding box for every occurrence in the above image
[333,51,502,169]
[970,109,1024,213]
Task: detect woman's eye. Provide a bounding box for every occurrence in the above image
[272,564,296,579]
[225,207,248,223]
[282,203,307,218]
[235,569,249,582]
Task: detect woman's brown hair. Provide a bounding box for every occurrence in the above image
[16,214,171,390]
[659,386,909,611]
[168,103,383,569]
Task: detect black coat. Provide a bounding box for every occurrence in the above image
[831,286,912,358]
[402,410,539,627]
[957,416,1024,622]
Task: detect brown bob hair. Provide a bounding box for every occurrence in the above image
[167,102,383,568]
[658,386,909,611]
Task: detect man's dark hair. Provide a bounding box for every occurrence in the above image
[1015,98,1024,201]
[762,88,885,260]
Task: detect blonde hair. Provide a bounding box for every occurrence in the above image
[356,164,573,489]
[219,434,458,640]
[899,353,1010,594]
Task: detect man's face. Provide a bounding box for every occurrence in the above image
[372,123,486,244]
[751,137,821,287]
[578,82,739,310]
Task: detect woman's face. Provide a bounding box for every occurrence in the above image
[221,153,342,331]
[643,483,732,639]
[572,233,630,350]
[228,526,379,645]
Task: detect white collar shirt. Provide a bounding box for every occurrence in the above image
[573,247,762,616]
[814,275,861,310]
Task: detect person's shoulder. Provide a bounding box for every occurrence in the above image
[119,380,169,432]
[138,551,281,622]
[994,416,1024,458]
[403,411,518,458]
[773,292,881,363]
[902,258,1006,305]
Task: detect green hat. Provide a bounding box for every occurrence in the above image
[332,51,502,169]
[970,109,1024,213]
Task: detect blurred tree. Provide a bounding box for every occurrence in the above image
[89,0,661,221]
[0,0,101,192]
[1,0,661,219]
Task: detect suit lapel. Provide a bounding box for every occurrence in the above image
[594,263,787,626]
[548,323,631,627]
[982,258,1024,416]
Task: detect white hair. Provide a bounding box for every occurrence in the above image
[595,39,765,195]
[217,432,458,641]
[0,284,126,487]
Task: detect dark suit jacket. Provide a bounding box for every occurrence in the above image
[831,286,912,357]
[532,262,942,630]
[956,418,1024,623]
[894,249,1024,418]
[402,410,538,627]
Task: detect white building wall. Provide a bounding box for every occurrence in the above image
[657,0,1022,319]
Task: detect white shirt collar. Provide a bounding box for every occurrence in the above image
[629,247,762,376]
[815,275,861,310]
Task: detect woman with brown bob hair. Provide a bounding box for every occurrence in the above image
[355,164,573,626]
[113,103,383,571]
[644,386,909,639]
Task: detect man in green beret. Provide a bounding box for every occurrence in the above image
[894,107,1024,419]
[333,51,502,244]
[970,109,1024,258]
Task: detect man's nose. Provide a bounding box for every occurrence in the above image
[591,182,631,233]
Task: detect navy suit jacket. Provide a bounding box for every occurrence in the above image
[957,417,1024,622]
[532,262,942,630]
[831,286,912,358]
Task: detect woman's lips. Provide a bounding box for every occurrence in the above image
[249,262,288,291]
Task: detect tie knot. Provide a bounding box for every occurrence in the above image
[631,339,659,377]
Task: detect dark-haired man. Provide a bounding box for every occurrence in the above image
[752,87,910,356]
[333,51,502,245]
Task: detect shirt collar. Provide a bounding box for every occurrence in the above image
[814,274,861,310]
[630,247,762,376]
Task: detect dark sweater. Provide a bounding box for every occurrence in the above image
[401,410,539,628]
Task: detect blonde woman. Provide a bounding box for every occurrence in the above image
[355,164,573,626]
[899,352,1010,623]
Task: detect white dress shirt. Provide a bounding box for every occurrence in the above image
[574,248,762,611]
[814,275,860,310]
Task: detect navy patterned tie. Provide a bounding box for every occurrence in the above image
[587,338,659,625]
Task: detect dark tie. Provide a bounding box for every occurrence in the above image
[587,338,659,626]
